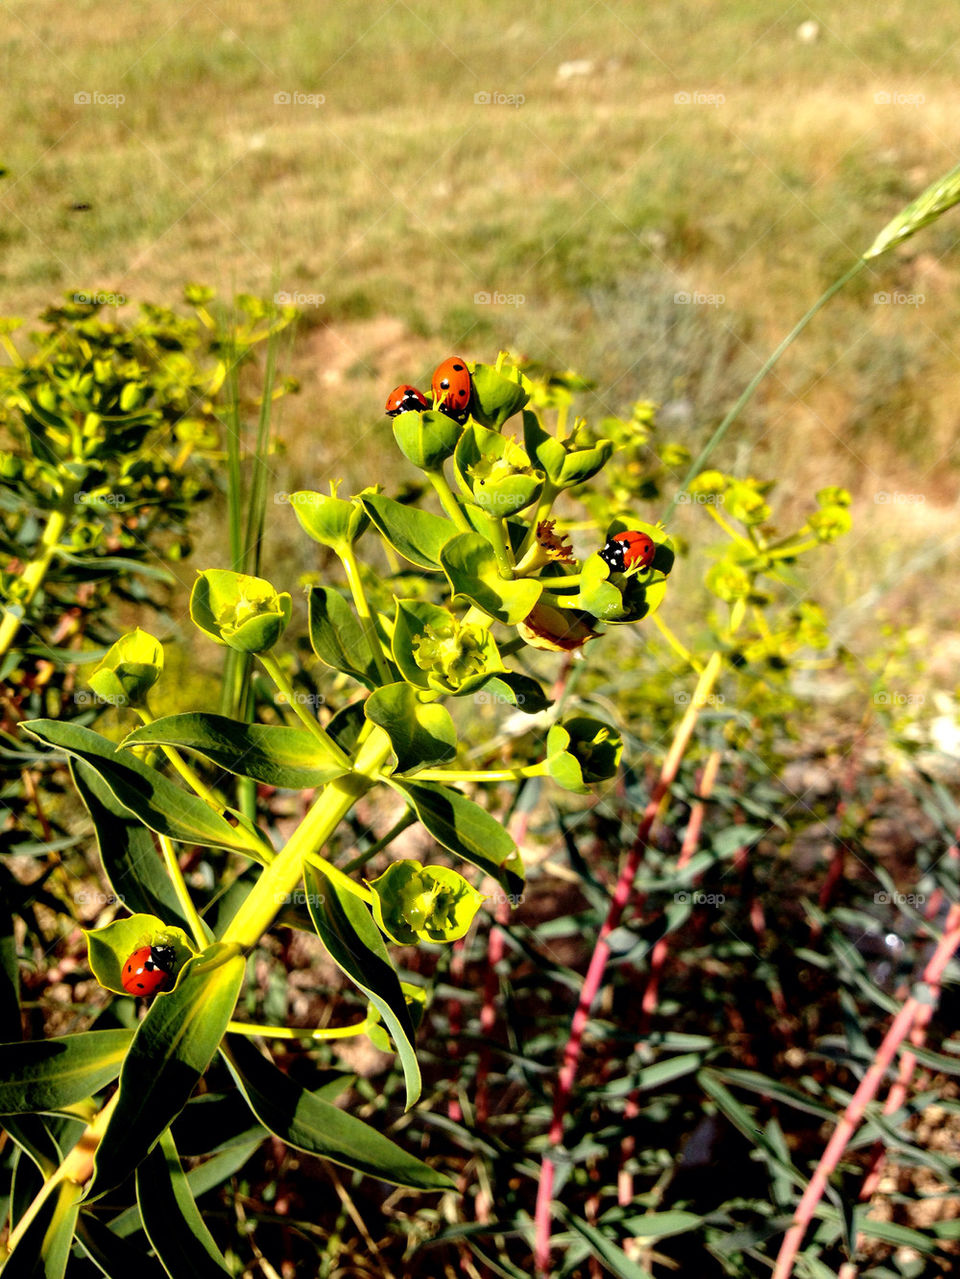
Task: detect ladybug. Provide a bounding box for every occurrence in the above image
[121,944,176,997]
[599,530,656,573]
[431,356,472,421]
[385,384,429,417]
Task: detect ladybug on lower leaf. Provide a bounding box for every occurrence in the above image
[599,530,656,573]
[121,944,176,996]
[385,384,430,417]
[431,356,472,421]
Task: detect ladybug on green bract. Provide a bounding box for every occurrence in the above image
[384,384,429,417]
[599,530,656,573]
[431,356,472,421]
[121,944,176,996]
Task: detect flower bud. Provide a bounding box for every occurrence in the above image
[190,569,292,653]
[88,628,164,707]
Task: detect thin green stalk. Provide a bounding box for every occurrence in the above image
[338,810,417,875]
[0,489,77,662]
[157,834,208,949]
[517,482,558,560]
[258,652,352,771]
[339,545,393,684]
[704,503,756,550]
[482,513,515,578]
[227,1019,369,1041]
[651,613,700,670]
[427,469,471,532]
[136,706,223,811]
[413,766,536,783]
[222,730,391,950]
[666,258,868,519]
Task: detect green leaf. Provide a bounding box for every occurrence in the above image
[307,585,379,688]
[223,1035,452,1191]
[86,914,195,997]
[0,1030,133,1115]
[88,628,164,709]
[302,863,421,1109]
[190,569,292,654]
[1,1177,83,1279]
[364,683,457,773]
[289,487,367,551]
[360,492,455,570]
[392,408,462,471]
[69,761,194,934]
[617,1211,703,1241]
[90,947,244,1196]
[368,860,486,945]
[546,717,623,794]
[22,720,262,857]
[479,671,551,713]
[440,532,542,624]
[392,598,503,697]
[561,1208,654,1279]
[122,713,348,790]
[469,362,529,428]
[389,779,525,895]
[137,1128,231,1278]
[76,1212,168,1279]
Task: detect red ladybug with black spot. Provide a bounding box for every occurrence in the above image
[599,530,656,573]
[384,384,430,417]
[431,356,472,422]
[121,944,176,997]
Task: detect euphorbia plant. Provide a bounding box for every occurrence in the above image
[2,353,674,1273]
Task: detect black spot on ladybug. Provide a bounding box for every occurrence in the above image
[440,378,450,389]
[452,363,464,371]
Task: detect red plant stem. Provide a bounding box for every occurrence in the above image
[447,937,467,1122]
[772,897,960,1279]
[534,654,723,1276]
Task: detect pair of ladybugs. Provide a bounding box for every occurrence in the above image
[121,944,176,996]
[384,355,472,423]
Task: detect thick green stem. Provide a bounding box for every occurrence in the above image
[222,730,391,950]
[0,496,74,662]
[517,482,558,561]
[137,706,223,811]
[227,1018,369,1041]
[413,765,540,783]
[339,545,393,685]
[666,258,867,519]
[427,469,472,532]
[258,652,352,771]
[483,513,515,579]
[158,834,209,949]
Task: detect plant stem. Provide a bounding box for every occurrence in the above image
[226,1018,369,1041]
[158,834,209,949]
[427,468,472,533]
[258,652,352,771]
[338,545,393,685]
[221,730,391,950]
[665,258,867,519]
[413,766,538,783]
[772,899,960,1279]
[0,494,75,663]
[338,810,417,875]
[517,482,558,560]
[651,614,700,670]
[705,503,756,550]
[482,513,515,579]
[136,707,223,811]
[534,650,723,1276]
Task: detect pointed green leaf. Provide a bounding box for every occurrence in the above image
[223,1036,451,1191]
[307,585,379,687]
[0,1030,133,1115]
[469,361,529,428]
[365,683,457,773]
[389,779,525,895]
[76,1212,168,1279]
[137,1128,231,1278]
[69,761,193,934]
[561,1208,655,1279]
[440,532,542,624]
[360,492,455,571]
[392,408,462,470]
[122,713,348,789]
[479,671,552,713]
[302,862,421,1109]
[22,720,261,857]
[90,947,244,1196]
